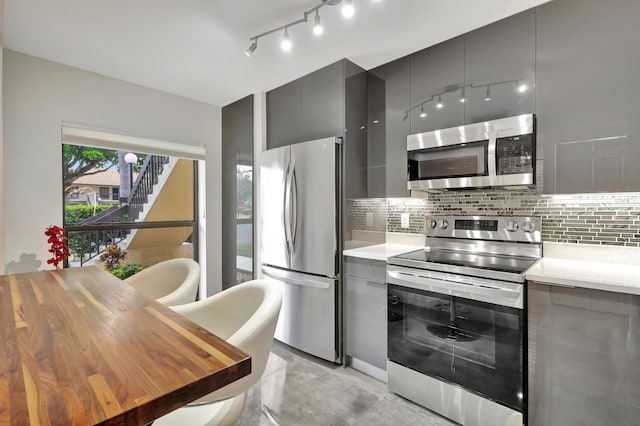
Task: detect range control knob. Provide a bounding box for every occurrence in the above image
[438,219,449,229]
[506,221,519,232]
[522,221,536,233]
[428,219,437,229]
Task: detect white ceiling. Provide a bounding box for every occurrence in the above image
[3,0,549,107]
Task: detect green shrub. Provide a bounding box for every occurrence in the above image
[111,262,143,280]
[64,205,111,224]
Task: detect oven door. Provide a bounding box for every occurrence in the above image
[388,281,524,412]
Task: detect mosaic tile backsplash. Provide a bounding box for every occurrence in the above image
[348,191,640,247]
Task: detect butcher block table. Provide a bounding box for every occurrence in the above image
[0,266,251,425]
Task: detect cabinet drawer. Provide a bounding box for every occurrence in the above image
[344,257,386,282]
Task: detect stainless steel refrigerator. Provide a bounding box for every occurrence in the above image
[260,136,341,363]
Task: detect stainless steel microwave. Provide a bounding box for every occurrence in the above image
[407,114,535,191]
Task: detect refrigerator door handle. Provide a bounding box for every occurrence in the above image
[283,159,292,258]
[291,166,298,250]
[262,266,330,289]
[285,158,296,256]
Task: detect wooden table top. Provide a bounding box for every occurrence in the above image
[0,266,251,425]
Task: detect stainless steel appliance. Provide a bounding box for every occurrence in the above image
[407,113,536,191]
[260,137,341,363]
[386,215,542,426]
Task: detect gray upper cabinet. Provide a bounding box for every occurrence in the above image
[267,61,344,149]
[464,10,535,124]
[266,78,303,149]
[368,57,411,198]
[410,37,465,134]
[537,0,640,193]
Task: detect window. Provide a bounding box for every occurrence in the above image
[99,187,110,199]
[62,143,200,275]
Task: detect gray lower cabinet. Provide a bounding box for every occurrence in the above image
[528,282,640,425]
[537,0,640,193]
[344,257,387,372]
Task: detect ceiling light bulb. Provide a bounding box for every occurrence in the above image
[281,28,292,52]
[342,0,355,19]
[518,83,528,93]
[484,86,491,101]
[244,40,257,58]
[436,95,443,109]
[460,88,466,103]
[419,105,427,118]
[313,11,324,35]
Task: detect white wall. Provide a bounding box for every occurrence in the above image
[3,50,223,295]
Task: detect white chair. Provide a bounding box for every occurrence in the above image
[124,258,200,306]
[153,279,283,426]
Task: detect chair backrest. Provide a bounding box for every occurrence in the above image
[124,258,200,306]
[171,279,282,402]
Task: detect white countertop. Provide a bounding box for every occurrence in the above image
[343,244,419,262]
[524,242,640,295]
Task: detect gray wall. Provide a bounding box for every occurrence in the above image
[3,50,223,295]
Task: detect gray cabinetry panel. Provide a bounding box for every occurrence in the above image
[528,282,640,425]
[368,57,411,198]
[464,10,535,124]
[537,0,640,193]
[300,61,344,143]
[266,79,303,149]
[266,61,344,149]
[409,37,465,134]
[222,95,254,289]
[344,258,387,371]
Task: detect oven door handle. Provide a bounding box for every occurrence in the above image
[387,270,523,309]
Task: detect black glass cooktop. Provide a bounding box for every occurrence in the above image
[393,249,539,274]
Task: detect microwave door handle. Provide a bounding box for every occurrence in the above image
[488,134,497,183]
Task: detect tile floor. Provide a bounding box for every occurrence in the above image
[238,341,456,425]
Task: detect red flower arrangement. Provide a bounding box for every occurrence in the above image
[45,225,70,268]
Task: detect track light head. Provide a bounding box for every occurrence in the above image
[484,86,491,102]
[342,0,355,19]
[281,28,292,51]
[313,11,324,35]
[244,40,257,57]
[436,95,443,109]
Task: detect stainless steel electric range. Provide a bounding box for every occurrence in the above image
[386,215,542,426]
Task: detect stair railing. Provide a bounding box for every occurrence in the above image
[127,155,170,220]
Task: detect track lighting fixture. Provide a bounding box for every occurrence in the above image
[459,88,466,103]
[245,0,372,57]
[420,105,427,118]
[342,0,355,19]
[313,10,324,35]
[518,83,528,93]
[484,86,492,101]
[436,95,443,109]
[281,28,292,52]
[244,40,257,57]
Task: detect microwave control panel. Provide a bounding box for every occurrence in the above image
[496,134,534,175]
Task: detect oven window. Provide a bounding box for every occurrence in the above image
[408,140,489,181]
[388,284,523,411]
